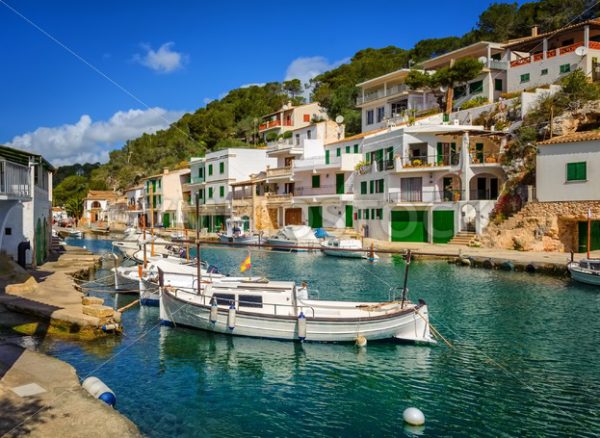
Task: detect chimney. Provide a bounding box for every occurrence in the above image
[163,168,169,174]
[531,25,539,37]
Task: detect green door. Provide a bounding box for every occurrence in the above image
[325,150,330,165]
[437,142,443,164]
[578,221,600,253]
[308,206,323,228]
[475,143,484,163]
[345,205,353,228]
[391,210,428,242]
[163,212,171,228]
[432,210,455,244]
[336,173,344,194]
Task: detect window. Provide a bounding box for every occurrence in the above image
[371,209,375,219]
[357,210,362,219]
[199,189,204,199]
[208,187,213,198]
[566,162,587,181]
[353,144,359,153]
[391,100,407,116]
[454,85,466,99]
[5,227,11,235]
[239,295,262,308]
[213,293,235,306]
[376,209,383,220]
[376,179,384,193]
[541,68,548,76]
[312,175,320,188]
[494,78,503,91]
[219,186,225,197]
[199,167,204,178]
[376,106,385,123]
[345,145,350,153]
[303,114,310,122]
[520,73,530,83]
[296,134,300,145]
[360,181,367,194]
[366,110,374,125]
[219,162,224,174]
[369,180,375,194]
[560,63,571,74]
[208,164,213,176]
[364,209,370,220]
[336,148,341,157]
[469,80,483,95]
[157,179,161,188]
[307,130,312,140]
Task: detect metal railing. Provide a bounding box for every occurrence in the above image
[398,154,459,168]
[266,166,292,177]
[469,152,501,165]
[387,190,466,203]
[0,160,30,198]
[294,184,350,197]
[469,189,498,201]
[356,84,409,105]
[510,42,584,68]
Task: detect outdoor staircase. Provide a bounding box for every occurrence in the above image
[449,231,477,246]
[50,236,64,254]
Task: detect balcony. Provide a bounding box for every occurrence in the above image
[189,176,204,185]
[509,42,586,68]
[488,59,508,70]
[356,84,409,105]
[294,184,352,198]
[396,154,460,170]
[265,166,293,180]
[259,119,293,131]
[469,152,502,165]
[0,160,30,200]
[387,190,465,204]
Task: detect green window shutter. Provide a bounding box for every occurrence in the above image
[378,179,384,192]
[208,164,213,176]
[336,148,341,157]
[219,162,224,174]
[520,73,530,83]
[369,180,374,193]
[345,145,350,153]
[354,144,359,153]
[357,209,362,219]
[541,68,548,76]
[560,64,571,74]
[158,179,161,188]
[220,186,224,197]
[325,150,330,164]
[469,80,483,94]
[199,189,204,199]
[377,209,383,220]
[567,162,587,181]
[209,187,213,198]
[365,209,369,220]
[437,142,443,163]
[360,181,367,194]
[494,78,503,91]
[371,208,375,219]
[312,175,320,188]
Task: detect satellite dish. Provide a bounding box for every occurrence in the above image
[335,115,344,124]
[478,56,488,64]
[575,46,588,56]
[439,85,448,93]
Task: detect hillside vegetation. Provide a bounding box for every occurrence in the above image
[56,0,598,200]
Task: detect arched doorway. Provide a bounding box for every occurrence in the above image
[438,173,462,202]
[469,173,501,200]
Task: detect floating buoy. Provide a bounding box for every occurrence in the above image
[101,323,119,332]
[297,312,306,341]
[403,407,425,426]
[500,261,514,271]
[82,376,116,407]
[210,298,218,324]
[355,335,367,347]
[227,302,236,330]
[458,257,471,267]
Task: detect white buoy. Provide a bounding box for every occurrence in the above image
[210,298,218,324]
[227,303,236,330]
[82,376,116,406]
[297,312,306,341]
[403,407,425,426]
[355,335,367,347]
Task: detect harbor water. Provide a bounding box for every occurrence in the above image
[21,238,600,436]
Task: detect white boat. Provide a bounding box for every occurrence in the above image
[69,230,83,238]
[266,225,319,251]
[159,280,434,343]
[320,238,378,260]
[568,259,600,286]
[217,217,259,245]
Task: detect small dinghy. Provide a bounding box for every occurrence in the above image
[217,217,259,245]
[568,258,600,286]
[266,225,319,251]
[320,238,378,260]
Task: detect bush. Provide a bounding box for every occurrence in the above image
[265,132,278,142]
[460,96,489,110]
[282,130,293,139]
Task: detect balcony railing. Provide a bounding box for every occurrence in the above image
[469,152,501,165]
[0,160,30,198]
[469,189,498,200]
[189,176,204,184]
[259,119,294,131]
[294,184,351,197]
[509,42,585,68]
[488,59,508,70]
[266,166,292,178]
[387,190,466,203]
[398,154,460,168]
[356,84,409,105]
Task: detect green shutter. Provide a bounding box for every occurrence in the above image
[336,174,344,194]
[219,162,224,174]
[494,78,503,91]
[365,209,370,220]
[369,180,374,193]
[312,175,320,188]
[346,145,350,153]
[345,205,353,227]
[336,148,341,157]
[354,144,359,153]
[360,181,367,194]
[220,186,224,197]
[209,187,213,198]
[567,162,587,181]
[357,209,362,220]
[433,210,455,243]
[208,164,213,175]
[308,206,323,228]
[325,150,330,164]
[437,142,443,164]
[560,64,571,74]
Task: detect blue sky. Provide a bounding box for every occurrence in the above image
[1,0,507,165]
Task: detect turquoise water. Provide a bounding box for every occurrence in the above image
[33,238,600,436]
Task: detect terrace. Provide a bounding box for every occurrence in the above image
[0,160,30,200]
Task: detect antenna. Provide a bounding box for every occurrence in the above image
[575,46,588,56]
[335,115,344,124]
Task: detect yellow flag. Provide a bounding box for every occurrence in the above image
[240,254,251,272]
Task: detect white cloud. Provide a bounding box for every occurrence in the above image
[134,42,187,73]
[240,83,266,89]
[284,56,349,84]
[7,107,185,166]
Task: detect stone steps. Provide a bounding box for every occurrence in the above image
[449,232,477,246]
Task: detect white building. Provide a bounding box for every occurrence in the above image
[84,191,119,225]
[356,69,439,132]
[0,145,53,267]
[186,149,276,231]
[353,124,507,242]
[258,102,328,143]
[536,131,600,202]
[124,184,145,227]
[504,19,600,93]
[142,168,190,229]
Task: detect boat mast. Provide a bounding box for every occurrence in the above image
[400,249,412,308]
[196,191,202,294]
[587,208,592,259]
[150,185,155,257]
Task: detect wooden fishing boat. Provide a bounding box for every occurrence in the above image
[320,238,378,260]
[568,259,600,286]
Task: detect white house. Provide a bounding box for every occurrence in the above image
[258,102,328,142]
[0,145,53,267]
[536,131,600,202]
[142,168,190,229]
[84,190,119,225]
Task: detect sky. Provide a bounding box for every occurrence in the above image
[0,0,507,166]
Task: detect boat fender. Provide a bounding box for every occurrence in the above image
[525,263,536,273]
[210,298,218,324]
[500,261,514,271]
[403,407,425,426]
[355,335,367,347]
[82,376,116,407]
[297,312,307,341]
[114,267,120,290]
[227,302,236,330]
[102,323,119,332]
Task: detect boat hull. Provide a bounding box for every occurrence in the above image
[322,249,365,258]
[139,278,160,306]
[160,289,433,343]
[265,238,319,252]
[569,265,600,286]
[218,234,259,245]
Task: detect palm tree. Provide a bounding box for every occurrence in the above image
[65,197,84,223]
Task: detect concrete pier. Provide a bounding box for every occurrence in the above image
[0,342,140,437]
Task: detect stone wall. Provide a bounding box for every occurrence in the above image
[481,201,600,252]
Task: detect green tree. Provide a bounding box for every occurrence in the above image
[431,58,484,113]
[53,175,88,206]
[65,197,84,221]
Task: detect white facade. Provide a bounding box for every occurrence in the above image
[259,102,328,142]
[536,137,600,202]
[142,169,190,228]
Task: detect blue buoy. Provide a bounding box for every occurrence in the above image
[82,376,116,407]
[297,312,306,341]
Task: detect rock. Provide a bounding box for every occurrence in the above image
[6,276,38,295]
[82,305,114,319]
[82,296,104,306]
